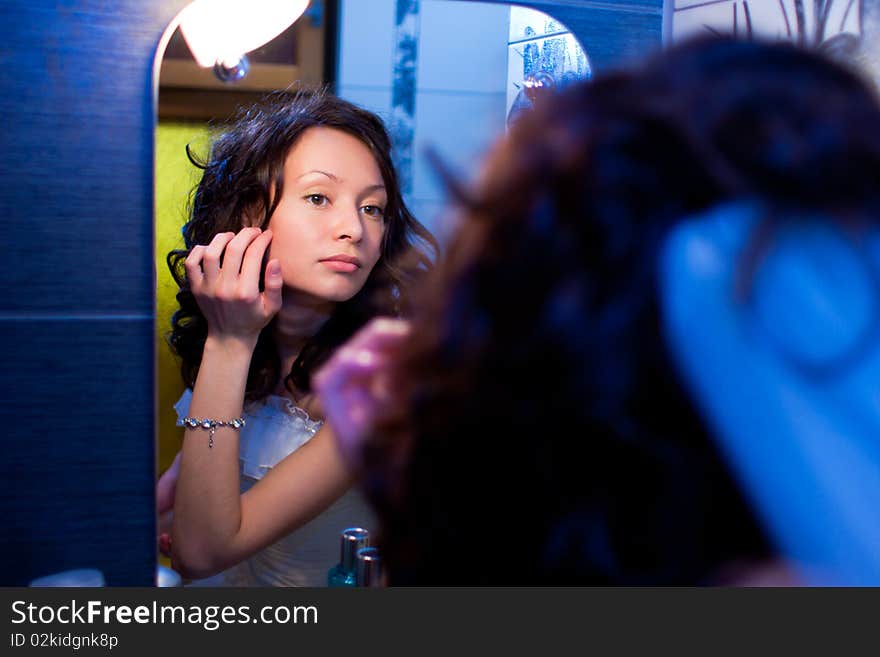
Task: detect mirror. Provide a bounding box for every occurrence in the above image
[153,0,590,542]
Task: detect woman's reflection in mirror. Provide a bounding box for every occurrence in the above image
[158,89,436,586]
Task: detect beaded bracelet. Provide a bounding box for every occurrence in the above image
[180,417,246,449]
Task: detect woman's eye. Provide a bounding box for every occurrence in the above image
[361,205,385,219]
[305,194,329,206]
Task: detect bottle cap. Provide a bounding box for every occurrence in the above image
[341,527,370,572]
[156,565,182,587]
[356,546,382,587]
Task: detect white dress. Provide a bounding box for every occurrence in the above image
[174,389,377,587]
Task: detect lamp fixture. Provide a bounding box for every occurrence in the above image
[177,0,310,81]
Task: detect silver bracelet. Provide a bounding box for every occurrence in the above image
[180,417,245,449]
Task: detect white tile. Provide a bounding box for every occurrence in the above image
[335,85,394,127]
[411,90,507,202]
[337,0,396,88]
[417,0,509,93]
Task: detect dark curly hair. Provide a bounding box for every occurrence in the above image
[167,88,437,402]
[362,36,880,584]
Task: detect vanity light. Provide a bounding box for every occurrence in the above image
[522,72,555,103]
[178,0,310,81]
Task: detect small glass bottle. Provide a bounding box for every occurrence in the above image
[356,546,383,587]
[327,527,370,587]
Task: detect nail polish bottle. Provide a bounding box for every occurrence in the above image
[356,546,382,587]
[327,527,370,587]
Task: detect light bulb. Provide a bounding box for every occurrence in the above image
[178,0,310,71]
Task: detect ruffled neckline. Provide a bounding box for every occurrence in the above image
[245,394,322,428]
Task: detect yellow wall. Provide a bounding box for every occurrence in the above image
[155,121,210,475]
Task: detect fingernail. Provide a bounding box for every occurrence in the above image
[377,317,410,333]
[268,261,281,277]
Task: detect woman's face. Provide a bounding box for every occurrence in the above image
[267,126,387,303]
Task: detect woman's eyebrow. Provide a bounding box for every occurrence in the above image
[296,170,385,195]
[296,169,339,181]
[360,184,386,195]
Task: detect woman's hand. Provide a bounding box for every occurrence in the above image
[185,227,283,345]
[156,451,181,557]
[313,317,411,471]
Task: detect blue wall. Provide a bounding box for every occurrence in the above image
[0,0,190,586]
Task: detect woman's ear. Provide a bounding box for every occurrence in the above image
[659,203,880,586]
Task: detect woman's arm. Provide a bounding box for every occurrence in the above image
[171,331,255,578]
[170,227,354,579]
[173,410,353,578]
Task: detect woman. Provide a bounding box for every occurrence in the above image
[160,88,436,586]
[315,36,880,585]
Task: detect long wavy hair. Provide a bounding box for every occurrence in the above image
[362,36,880,584]
[167,89,437,402]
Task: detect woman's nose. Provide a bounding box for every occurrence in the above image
[333,206,364,242]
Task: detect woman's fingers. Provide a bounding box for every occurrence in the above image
[184,245,206,290]
[184,228,280,336]
[201,232,236,284]
[342,317,411,355]
[158,527,173,558]
[187,228,270,298]
[156,451,182,514]
[313,318,411,469]
[239,229,273,290]
[313,319,409,392]
[236,229,283,319]
[217,227,263,289]
[262,258,284,317]
[156,457,177,558]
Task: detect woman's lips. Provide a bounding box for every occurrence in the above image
[320,255,361,273]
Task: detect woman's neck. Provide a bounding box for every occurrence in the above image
[273,289,335,396]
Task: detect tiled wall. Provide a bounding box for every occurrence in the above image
[0,0,181,586]
[337,0,511,244]
[411,1,510,243]
[336,0,397,118]
[337,1,593,245]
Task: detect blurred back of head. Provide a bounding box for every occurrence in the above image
[364,36,880,585]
